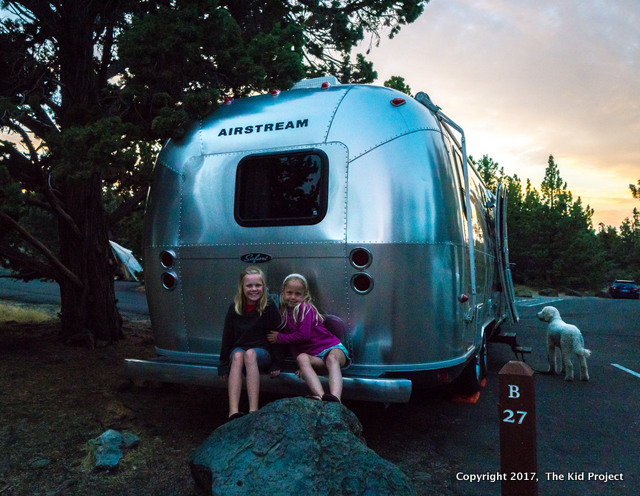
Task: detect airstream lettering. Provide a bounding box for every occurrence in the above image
[125,77,520,403]
[217,118,309,136]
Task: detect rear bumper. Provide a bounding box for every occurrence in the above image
[609,292,639,299]
[124,357,412,403]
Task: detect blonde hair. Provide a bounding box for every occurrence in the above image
[234,266,268,315]
[279,273,324,326]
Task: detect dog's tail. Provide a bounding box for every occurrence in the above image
[577,347,592,358]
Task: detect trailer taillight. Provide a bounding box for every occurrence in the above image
[160,251,177,290]
[351,273,373,295]
[160,250,175,269]
[161,272,177,291]
[349,247,372,270]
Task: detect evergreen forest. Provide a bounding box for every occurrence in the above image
[473,154,640,292]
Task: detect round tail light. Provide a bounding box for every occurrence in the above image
[349,248,372,269]
[161,272,178,291]
[160,250,175,269]
[351,273,374,295]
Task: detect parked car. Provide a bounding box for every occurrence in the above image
[609,280,640,299]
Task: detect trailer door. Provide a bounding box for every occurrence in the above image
[496,182,519,323]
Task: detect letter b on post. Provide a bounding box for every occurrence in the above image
[508,384,520,398]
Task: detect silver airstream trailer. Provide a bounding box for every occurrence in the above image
[125,77,519,403]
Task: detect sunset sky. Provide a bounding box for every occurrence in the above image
[362,0,640,228]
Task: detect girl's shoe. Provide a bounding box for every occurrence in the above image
[321,393,340,403]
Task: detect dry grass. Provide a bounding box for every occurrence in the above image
[0,302,58,324]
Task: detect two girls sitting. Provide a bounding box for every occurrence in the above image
[218,267,350,420]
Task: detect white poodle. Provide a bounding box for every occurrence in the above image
[536,306,592,381]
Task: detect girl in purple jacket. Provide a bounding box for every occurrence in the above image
[267,273,350,402]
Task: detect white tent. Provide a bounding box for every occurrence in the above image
[109,240,143,281]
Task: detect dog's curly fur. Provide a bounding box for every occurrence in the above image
[537,306,592,381]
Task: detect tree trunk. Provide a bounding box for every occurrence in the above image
[58,172,123,345]
[51,3,123,344]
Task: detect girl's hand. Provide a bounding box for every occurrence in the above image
[267,331,279,343]
[270,369,281,378]
[221,374,228,382]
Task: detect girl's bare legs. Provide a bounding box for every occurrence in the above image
[325,348,347,399]
[297,353,326,399]
[244,348,260,412]
[228,350,245,416]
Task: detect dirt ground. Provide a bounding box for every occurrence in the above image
[0,314,460,496]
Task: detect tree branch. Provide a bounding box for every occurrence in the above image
[0,211,83,289]
[0,242,58,281]
[41,175,83,238]
[5,122,39,164]
[108,187,148,227]
[14,111,53,142]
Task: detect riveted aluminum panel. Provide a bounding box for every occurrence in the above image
[344,242,473,368]
[326,85,441,162]
[346,131,462,244]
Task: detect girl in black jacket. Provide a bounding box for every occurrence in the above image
[218,266,281,420]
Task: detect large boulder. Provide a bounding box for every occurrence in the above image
[189,397,416,496]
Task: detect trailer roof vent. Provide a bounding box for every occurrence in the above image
[292,76,341,90]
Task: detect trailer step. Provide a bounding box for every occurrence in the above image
[512,345,532,361]
[492,333,532,361]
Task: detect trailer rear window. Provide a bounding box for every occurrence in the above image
[235,150,328,226]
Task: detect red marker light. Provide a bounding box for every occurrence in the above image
[321,82,330,89]
[391,98,406,107]
[270,89,281,96]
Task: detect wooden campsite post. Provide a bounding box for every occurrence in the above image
[498,361,538,496]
